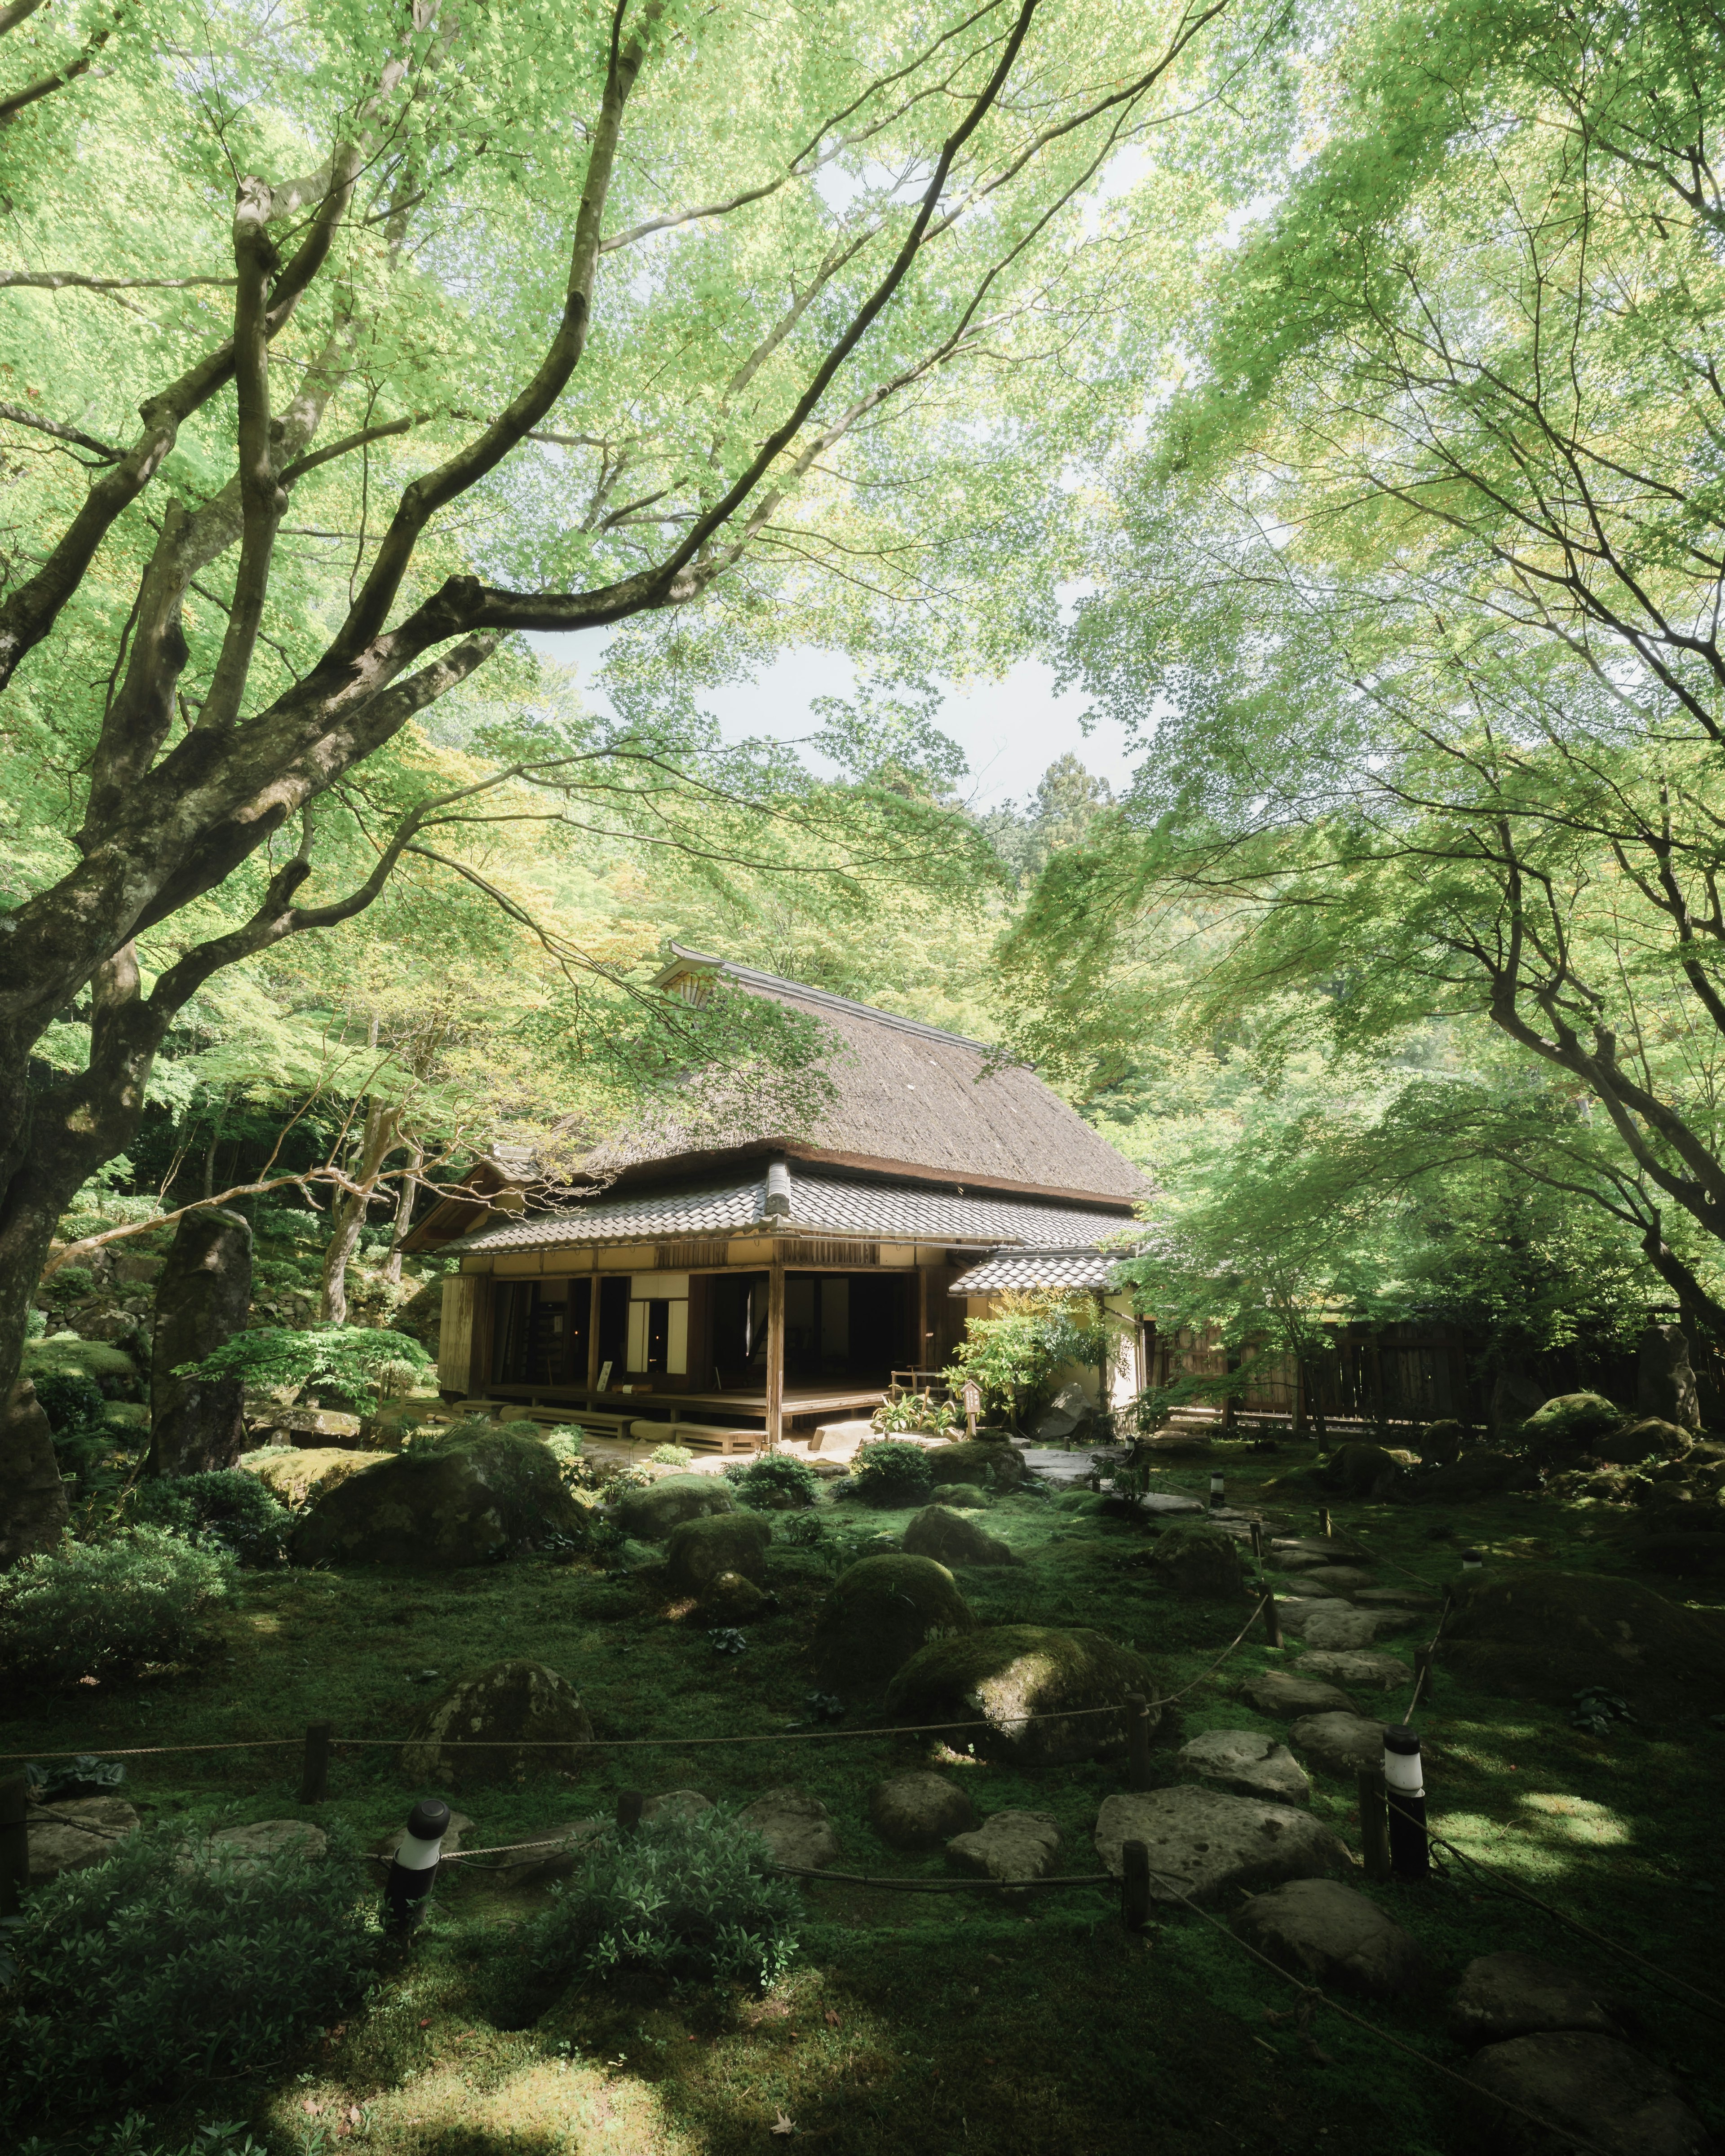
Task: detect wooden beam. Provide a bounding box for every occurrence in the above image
[584,1275,601,1393]
[766,1259,786,1454]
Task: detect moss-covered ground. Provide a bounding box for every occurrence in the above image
[6,1445,1724,2156]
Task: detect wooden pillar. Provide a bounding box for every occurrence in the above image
[766,1259,785,1453]
[585,1274,602,1394]
[916,1265,929,1374]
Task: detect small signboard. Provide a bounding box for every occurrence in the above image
[597,1359,614,1392]
[961,1379,982,1437]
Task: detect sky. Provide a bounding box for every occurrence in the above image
[527,635,1143,813]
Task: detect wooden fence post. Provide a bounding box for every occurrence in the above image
[1261,1589,1283,1651]
[616,1788,644,1835]
[1357,1766,1392,1884]
[1413,1646,1435,1706]
[299,1720,333,1804]
[1318,1507,1332,1539]
[0,1773,27,1917]
[1122,1839,1152,1932]
[1125,1693,1153,1792]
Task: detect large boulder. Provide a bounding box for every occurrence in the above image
[1031,1383,1092,1443]
[929,1441,1024,1491]
[187,1820,328,1873]
[1093,1788,1352,1906]
[147,1207,253,1476]
[813,1555,975,1693]
[869,1772,977,1851]
[885,1625,1160,1764]
[946,1810,1060,1886]
[664,1513,770,1595]
[1523,1392,1623,1456]
[0,1378,68,1568]
[1414,1450,1539,1502]
[1417,1419,1465,1469]
[1465,2033,1712,2156]
[613,1474,735,1542]
[1449,1953,1639,2049]
[290,1431,589,1566]
[1177,1729,1310,1804]
[1319,1443,1403,1501]
[1233,1878,1422,1998]
[737,1788,839,1870]
[1595,1417,1693,1466]
[27,1795,139,1880]
[401,1658,593,1785]
[239,1445,377,1508]
[1638,1323,1701,1433]
[1442,1568,1725,1722]
[1150,1519,1246,1597]
[902,1505,1016,1568]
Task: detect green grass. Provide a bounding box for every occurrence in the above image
[5,1447,1723,2156]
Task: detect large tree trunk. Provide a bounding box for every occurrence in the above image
[318,1098,403,1325]
[146,1207,253,1476]
[382,1138,423,1287]
[0,1378,68,1567]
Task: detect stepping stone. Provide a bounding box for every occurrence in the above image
[1288,1711,1390,1778]
[1466,2033,1710,2156]
[1269,1549,1330,1571]
[1449,1953,1638,2048]
[946,1809,1060,1885]
[1139,1491,1205,1515]
[1300,1565,1375,1598]
[1355,1586,1442,1610]
[738,1787,840,1871]
[642,1789,713,1826]
[201,1820,327,1870]
[1021,1449,1126,1488]
[1233,1878,1422,1998]
[1294,1649,1413,1693]
[1271,1575,1344,1597]
[870,1771,977,1851]
[1093,1787,1350,1907]
[491,1819,605,1887]
[1242,1671,1358,1720]
[1281,1604,1413,1651]
[1177,1728,1310,1804]
[27,1797,139,1881]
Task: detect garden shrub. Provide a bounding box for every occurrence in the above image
[652,1442,694,1466]
[945,1289,1127,1426]
[871,1390,957,1436]
[0,1825,375,2123]
[496,1809,800,2018]
[32,1369,107,1436]
[725,1453,819,1509]
[33,1370,125,1502]
[127,1470,291,1565]
[173,1323,430,1414]
[849,1439,936,1507]
[0,1529,233,1689]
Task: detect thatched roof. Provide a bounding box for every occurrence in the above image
[587,945,1144,1206]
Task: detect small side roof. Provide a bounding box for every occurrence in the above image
[947,1248,1133,1295]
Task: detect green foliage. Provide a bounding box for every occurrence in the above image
[499,1810,800,2011]
[849,1440,937,1507]
[43,1266,94,1303]
[947,1291,1124,1425]
[725,1453,820,1509]
[0,1529,232,1691]
[651,1443,694,1467]
[871,1390,959,1436]
[0,1826,375,2123]
[31,1370,106,1435]
[126,1471,291,1567]
[174,1326,430,1414]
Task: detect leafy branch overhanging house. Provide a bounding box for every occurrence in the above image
[404,948,1148,1452]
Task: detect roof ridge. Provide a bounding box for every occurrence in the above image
[662,942,1004,1055]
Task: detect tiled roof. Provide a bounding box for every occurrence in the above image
[443,1163,1135,1255]
[947,1249,1131,1294]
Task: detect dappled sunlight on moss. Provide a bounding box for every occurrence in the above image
[1517,1791,1633,1846]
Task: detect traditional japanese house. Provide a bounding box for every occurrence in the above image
[408,946,1146,1448]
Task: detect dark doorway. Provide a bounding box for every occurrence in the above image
[491,1279,592,1386]
[596,1276,630,1386]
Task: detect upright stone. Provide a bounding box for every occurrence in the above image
[1638,1324,1701,1433]
[0,1377,68,1567]
[147,1206,253,1476]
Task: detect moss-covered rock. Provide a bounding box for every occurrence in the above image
[1594,1417,1692,1466]
[1150,1519,1246,1597]
[613,1473,734,1542]
[23,1334,144,1401]
[929,1440,1024,1491]
[902,1505,1017,1567]
[239,1446,380,1509]
[664,1512,771,1595]
[813,1554,975,1693]
[1318,1442,1404,1500]
[1412,1450,1539,1501]
[885,1624,1162,1763]
[1522,1392,1623,1454]
[1443,1568,1725,1722]
[288,1431,588,1566]
[401,1658,593,1786]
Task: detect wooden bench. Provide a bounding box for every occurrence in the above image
[629,1418,761,1456]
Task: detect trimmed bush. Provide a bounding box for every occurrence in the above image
[850,1440,936,1507]
[498,1808,800,2014]
[128,1469,290,1564]
[0,1529,232,1690]
[0,1824,375,2123]
[651,1442,694,1466]
[725,1453,820,1509]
